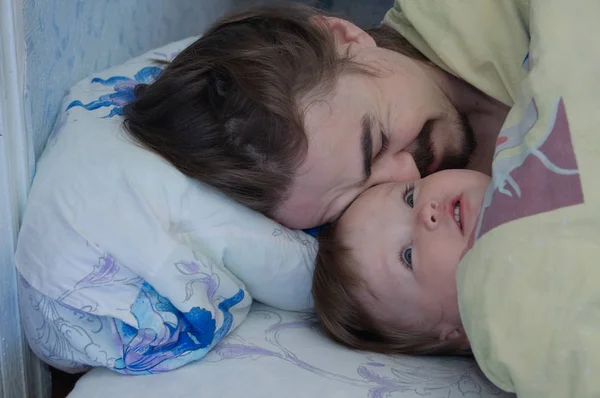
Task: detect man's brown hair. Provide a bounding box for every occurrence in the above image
[123,4,429,216]
[312,222,469,356]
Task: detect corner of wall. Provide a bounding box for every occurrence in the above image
[0,0,51,397]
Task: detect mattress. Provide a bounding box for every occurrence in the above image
[68,303,514,398]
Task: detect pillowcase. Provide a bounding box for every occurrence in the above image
[16,36,316,373]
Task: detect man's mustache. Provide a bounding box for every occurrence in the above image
[409,114,476,177]
[411,119,435,176]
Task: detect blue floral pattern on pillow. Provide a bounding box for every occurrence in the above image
[302,225,327,238]
[19,253,246,375]
[113,283,244,374]
[66,66,162,118]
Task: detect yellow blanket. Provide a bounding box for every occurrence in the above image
[385,1,600,396]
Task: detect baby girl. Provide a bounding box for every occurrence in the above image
[312,170,490,355]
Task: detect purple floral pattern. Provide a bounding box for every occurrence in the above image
[202,305,512,398]
[57,254,142,312]
[272,227,317,250]
[19,276,114,372]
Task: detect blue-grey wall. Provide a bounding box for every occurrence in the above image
[328,0,391,30]
[23,0,236,160]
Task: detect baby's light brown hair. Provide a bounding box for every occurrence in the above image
[312,221,469,356]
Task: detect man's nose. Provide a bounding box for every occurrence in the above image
[385,151,420,183]
[419,200,440,230]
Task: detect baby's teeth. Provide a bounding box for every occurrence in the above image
[454,203,462,228]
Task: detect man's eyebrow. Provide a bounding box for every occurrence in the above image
[361,114,373,180]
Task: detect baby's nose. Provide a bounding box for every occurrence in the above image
[419,200,439,230]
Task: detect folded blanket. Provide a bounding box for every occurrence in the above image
[458,1,600,396]
[388,0,600,396]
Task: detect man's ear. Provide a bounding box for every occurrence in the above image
[439,325,470,350]
[313,16,376,52]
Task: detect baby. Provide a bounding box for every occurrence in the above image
[312,169,490,356]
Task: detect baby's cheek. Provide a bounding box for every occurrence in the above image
[460,211,481,259]
[461,228,476,258]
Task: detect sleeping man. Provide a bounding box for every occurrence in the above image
[18,0,529,374]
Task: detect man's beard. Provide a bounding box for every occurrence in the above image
[411,114,477,177]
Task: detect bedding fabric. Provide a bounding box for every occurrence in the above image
[458,1,600,396]
[15,37,317,374]
[387,0,600,396]
[68,303,513,398]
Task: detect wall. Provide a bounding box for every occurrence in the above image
[1,0,44,396]
[231,0,393,32]
[23,0,236,161]
[327,0,392,29]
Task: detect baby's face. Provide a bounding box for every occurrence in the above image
[339,169,490,339]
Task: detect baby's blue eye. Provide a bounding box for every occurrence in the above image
[405,191,414,208]
[400,245,413,270]
[402,183,415,208]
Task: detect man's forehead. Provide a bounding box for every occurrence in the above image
[288,77,376,224]
[303,74,370,144]
[299,106,366,189]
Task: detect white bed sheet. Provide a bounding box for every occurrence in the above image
[68,303,514,398]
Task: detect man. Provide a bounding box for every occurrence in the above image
[16,0,532,375]
[124,1,528,229]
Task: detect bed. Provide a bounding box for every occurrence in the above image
[16,1,600,397]
[68,303,511,398]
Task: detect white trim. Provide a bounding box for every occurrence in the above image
[0,0,31,199]
[0,0,50,397]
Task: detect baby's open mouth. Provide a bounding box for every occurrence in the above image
[453,201,463,231]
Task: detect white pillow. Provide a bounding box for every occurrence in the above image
[16,37,316,373]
